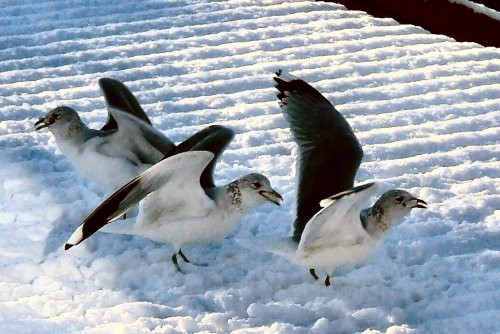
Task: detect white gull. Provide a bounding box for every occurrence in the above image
[34,78,174,190]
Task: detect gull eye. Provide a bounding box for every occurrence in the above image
[252,182,261,188]
[48,113,60,124]
[395,195,405,204]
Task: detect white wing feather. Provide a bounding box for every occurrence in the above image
[137,151,218,227]
[297,183,380,258]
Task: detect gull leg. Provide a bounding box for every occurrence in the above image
[178,248,209,267]
[178,248,191,263]
[171,253,183,273]
[309,268,319,280]
[324,275,331,287]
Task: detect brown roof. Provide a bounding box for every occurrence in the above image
[320,0,500,47]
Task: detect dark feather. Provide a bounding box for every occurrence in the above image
[69,177,142,248]
[162,125,234,189]
[99,78,152,131]
[67,158,179,249]
[322,182,375,203]
[138,124,176,157]
[275,71,364,242]
[99,77,175,156]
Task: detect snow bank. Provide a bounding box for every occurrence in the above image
[1,0,498,333]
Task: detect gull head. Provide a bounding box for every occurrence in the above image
[34,106,84,138]
[234,173,283,209]
[371,189,427,231]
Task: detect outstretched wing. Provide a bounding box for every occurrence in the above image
[99,78,152,130]
[65,151,215,249]
[162,125,234,189]
[274,70,364,242]
[99,78,175,160]
[100,107,175,165]
[297,182,378,257]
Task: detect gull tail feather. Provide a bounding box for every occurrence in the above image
[99,217,137,235]
[237,237,299,263]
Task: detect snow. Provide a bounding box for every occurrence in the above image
[1,0,499,333]
[449,0,500,20]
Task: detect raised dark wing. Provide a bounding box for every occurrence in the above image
[96,107,174,164]
[99,78,174,159]
[99,78,152,131]
[162,125,234,189]
[274,70,364,242]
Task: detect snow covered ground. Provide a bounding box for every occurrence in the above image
[1,0,499,333]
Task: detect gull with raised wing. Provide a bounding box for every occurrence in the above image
[65,126,283,272]
[34,78,175,190]
[267,71,427,285]
[266,182,426,286]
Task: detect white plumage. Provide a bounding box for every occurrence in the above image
[66,151,283,271]
[35,79,173,191]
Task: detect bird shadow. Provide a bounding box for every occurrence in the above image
[43,216,76,256]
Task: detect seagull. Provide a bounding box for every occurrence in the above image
[34,78,175,190]
[265,182,427,286]
[64,127,283,272]
[268,70,427,285]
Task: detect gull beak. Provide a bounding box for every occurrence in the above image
[413,198,428,209]
[259,189,283,206]
[34,117,48,130]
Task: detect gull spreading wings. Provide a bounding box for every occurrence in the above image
[34,78,174,190]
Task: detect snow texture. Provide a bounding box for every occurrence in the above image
[1,0,499,333]
[449,0,500,20]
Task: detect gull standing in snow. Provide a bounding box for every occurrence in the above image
[34,78,175,190]
[65,126,283,272]
[267,71,427,286]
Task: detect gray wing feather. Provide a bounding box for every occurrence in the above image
[138,125,176,159]
[101,107,174,164]
[99,78,175,157]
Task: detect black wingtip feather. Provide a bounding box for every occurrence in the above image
[274,73,332,107]
[74,177,142,247]
[99,77,152,131]
[64,243,73,251]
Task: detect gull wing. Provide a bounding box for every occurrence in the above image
[98,107,175,165]
[99,78,175,161]
[297,182,378,257]
[65,151,215,249]
[162,125,234,189]
[99,78,152,130]
[274,70,364,242]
